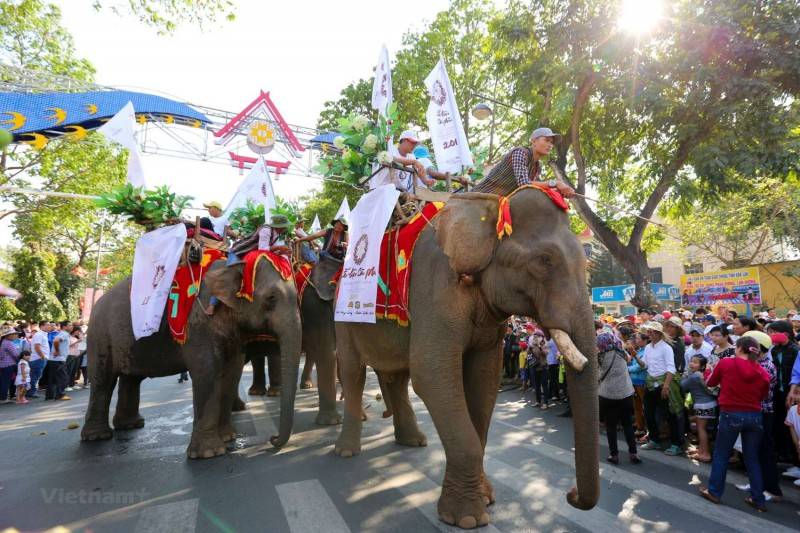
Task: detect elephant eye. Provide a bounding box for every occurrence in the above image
[538,254,553,267]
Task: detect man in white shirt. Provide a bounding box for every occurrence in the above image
[48,320,72,401]
[202,201,228,237]
[29,321,51,399]
[368,130,426,191]
[685,325,713,369]
[640,321,683,454]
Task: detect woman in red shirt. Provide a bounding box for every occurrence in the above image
[699,336,770,512]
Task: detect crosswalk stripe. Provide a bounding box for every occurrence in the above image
[276,479,351,533]
[492,418,796,533]
[134,499,199,533]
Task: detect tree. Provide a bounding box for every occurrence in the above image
[668,177,800,269]
[10,246,64,320]
[0,297,23,321]
[492,0,800,306]
[299,180,361,232]
[93,0,236,35]
[54,253,82,319]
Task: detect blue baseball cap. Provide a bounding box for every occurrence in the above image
[413,145,431,159]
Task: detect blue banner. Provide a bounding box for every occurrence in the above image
[591,283,679,304]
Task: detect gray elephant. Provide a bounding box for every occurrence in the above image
[334,188,598,529]
[247,254,343,425]
[81,257,302,458]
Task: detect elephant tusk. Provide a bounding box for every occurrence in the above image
[550,329,588,372]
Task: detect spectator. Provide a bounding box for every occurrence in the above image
[14,349,31,404]
[629,332,649,437]
[699,336,770,512]
[664,317,687,374]
[47,320,72,401]
[790,314,800,343]
[681,355,716,462]
[529,332,549,409]
[597,332,641,465]
[638,308,654,324]
[766,321,799,466]
[707,325,733,367]
[640,321,684,456]
[686,325,713,369]
[784,403,800,488]
[28,321,51,399]
[0,325,20,403]
[545,335,562,401]
[732,316,759,337]
[502,325,517,380]
[518,341,529,392]
[66,325,83,390]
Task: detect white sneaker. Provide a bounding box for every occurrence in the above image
[782,467,800,478]
[794,479,800,487]
[735,483,750,491]
[72,385,82,390]
[64,387,73,392]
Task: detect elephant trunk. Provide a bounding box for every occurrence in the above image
[562,317,600,510]
[270,309,302,448]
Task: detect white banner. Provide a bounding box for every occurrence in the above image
[310,214,322,234]
[334,196,351,224]
[97,101,147,187]
[371,45,393,117]
[424,59,473,174]
[223,157,277,221]
[335,185,400,323]
[130,223,187,339]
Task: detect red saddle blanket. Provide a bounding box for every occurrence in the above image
[294,262,314,303]
[168,249,225,344]
[375,201,444,326]
[237,250,292,301]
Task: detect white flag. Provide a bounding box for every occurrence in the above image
[97,101,147,187]
[424,59,473,174]
[335,185,400,323]
[334,196,351,224]
[371,45,393,117]
[223,157,277,221]
[310,215,321,234]
[130,223,187,340]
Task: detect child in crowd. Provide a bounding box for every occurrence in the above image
[518,341,529,392]
[15,350,30,404]
[681,355,716,462]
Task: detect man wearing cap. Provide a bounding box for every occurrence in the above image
[202,201,228,238]
[472,127,575,197]
[412,145,470,190]
[368,130,426,191]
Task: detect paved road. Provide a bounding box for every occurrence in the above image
[1,363,799,532]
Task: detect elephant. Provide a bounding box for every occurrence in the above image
[80,256,303,458]
[333,188,598,529]
[245,254,343,425]
[245,339,282,397]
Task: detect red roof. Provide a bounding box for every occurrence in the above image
[214,91,304,154]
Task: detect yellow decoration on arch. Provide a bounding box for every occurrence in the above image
[46,107,67,126]
[21,133,48,150]
[1,111,26,131]
[64,125,88,141]
[136,114,147,125]
[85,104,98,115]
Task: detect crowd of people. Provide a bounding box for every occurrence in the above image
[0,320,88,405]
[504,306,800,513]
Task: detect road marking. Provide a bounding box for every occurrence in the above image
[492,418,795,533]
[276,479,351,533]
[134,498,199,533]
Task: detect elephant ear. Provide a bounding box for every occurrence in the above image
[310,255,342,301]
[205,262,244,308]
[435,193,499,275]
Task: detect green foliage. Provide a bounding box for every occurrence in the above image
[10,247,64,321]
[92,0,236,34]
[95,183,193,229]
[54,254,82,320]
[300,181,362,233]
[228,200,265,236]
[0,297,23,321]
[315,105,403,186]
[0,0,95,81]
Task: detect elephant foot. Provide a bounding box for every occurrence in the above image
[300,380,314,390]
[113,414,145,430]
[315,411,342,426]
[248,385,267,396]
[186,433,227,460]
[334,436,361,458]
[437,486,490,530]
[219,424,237,443]
[266,386,281,397]
[80,423,113,441]
[480,474,496,506]
[232,397,247,412]
[382,409,393,419]
[395,427,428,447]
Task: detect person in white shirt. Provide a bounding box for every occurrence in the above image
[685,326,714,369]
[28,321,51,398]
[368,130,426,191]
[411,145,470,190]
[639,321,684,455]
[202,201,228,237]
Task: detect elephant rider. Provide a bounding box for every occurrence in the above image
[201,200,228,239]
[293,215,319,264]
[472,127,575,198]
[412,145,470,190]
[296,216,348,261]
[368,130,427,192]
[205,215,293,315]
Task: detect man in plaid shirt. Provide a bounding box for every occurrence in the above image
[473,127,575,198]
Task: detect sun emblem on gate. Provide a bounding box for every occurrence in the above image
[353,234,368,265]
[430,80,446,107]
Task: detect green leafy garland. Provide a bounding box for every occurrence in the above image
[94,184,193,229]
[227,197,301,237]
[314,104,402,185]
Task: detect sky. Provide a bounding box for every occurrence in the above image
[1,0,453,242]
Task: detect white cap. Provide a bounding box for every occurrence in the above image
[398,130,420,143]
